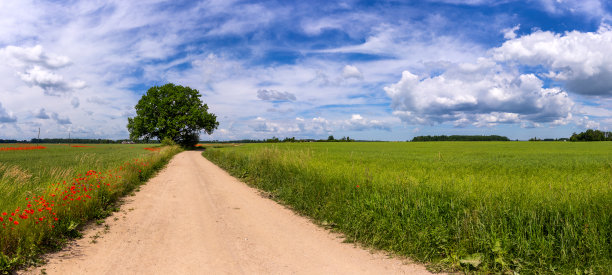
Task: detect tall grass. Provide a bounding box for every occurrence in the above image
[203,142,612,273]
[0,144,182,272]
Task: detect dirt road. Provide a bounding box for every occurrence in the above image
[23,151,432,275]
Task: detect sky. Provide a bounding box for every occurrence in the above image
[1,0,612,141]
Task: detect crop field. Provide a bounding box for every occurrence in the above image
[203,142,612,273]
[0,143,181,271]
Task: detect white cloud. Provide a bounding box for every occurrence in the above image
[536,0,607,18]
[576,115,600,129]
[205,3,279,36]
[429,0,608,19]
[252,119,280,133]
[249,116,332,136]
[257,89,296,101]
[34,108,50,119]
[493,25,612,96]
[342,114,391,131]
[1,45,71,69]
[51,112,71,125]
[342,65,363,79]
[1,45,87,96]
[426,0,498,5]
[384,59,574,127]
[502,24,520,39]
[0,102,17,123]
[86,96,111,105]
[16,66,86,96]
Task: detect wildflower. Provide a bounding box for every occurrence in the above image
[14,221,19,225]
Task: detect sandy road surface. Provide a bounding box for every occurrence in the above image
[22,151,432,275]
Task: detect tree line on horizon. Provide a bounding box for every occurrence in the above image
[411,135,511,142]
[569,129,612,141]
[0,138,160,144]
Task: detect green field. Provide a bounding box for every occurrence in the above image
[0,144,181,271]
[202,142,612,273]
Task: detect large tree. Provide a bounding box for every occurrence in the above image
[127,83,218,147]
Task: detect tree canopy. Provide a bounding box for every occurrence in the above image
[127,83,219,147]
[569,129,612,141]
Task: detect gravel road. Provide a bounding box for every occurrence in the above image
[22,151,432,275]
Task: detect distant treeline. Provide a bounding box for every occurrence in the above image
[569,129,612,141]
[204,136,358,143]
[0,138,160,144]
[528,137,569,141]
[0,139,29,143]
[411,135,510,142]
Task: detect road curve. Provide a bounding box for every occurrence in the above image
[22,151,432,275]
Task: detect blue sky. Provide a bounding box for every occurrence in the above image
[1,0,612,141]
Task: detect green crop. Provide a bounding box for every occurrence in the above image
[203,142,612,273]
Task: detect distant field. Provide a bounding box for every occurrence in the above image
[203,142,612,273]
[0,143,180,271]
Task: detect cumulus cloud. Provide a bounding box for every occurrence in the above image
[502,24,520,39]
[252,117,281,132]
[2,45,86,96]
[2,45,71,69]
[342,65,363,79]
[0,102,17,123]
[51,112,71,125]
[257,89,296,101]
[384,59,574,127]
[576,115,601,129]
[296,117,332,135]
[342,114,391,131]
[18,66,86,96]
[247,114,392,137]
[493,25,612,96]
[34,108,50,119]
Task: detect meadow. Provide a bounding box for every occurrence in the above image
[202,142,612,273]
[0,143,181,272]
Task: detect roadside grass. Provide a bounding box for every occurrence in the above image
[202,142,612,274]
[0,144,182,273]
